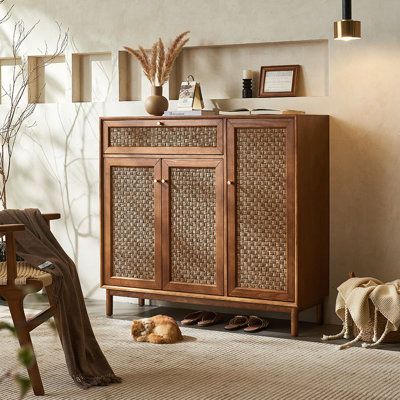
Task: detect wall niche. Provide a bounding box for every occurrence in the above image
[28,55,67,103]
[72,52,112,103]
[169,39,329,100]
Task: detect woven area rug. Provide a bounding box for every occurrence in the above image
[1,314,400,400]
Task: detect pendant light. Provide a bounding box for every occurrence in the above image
[334,0,361,41]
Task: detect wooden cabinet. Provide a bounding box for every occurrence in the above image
[100,115,329,336]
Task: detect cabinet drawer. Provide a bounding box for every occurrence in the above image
[102,119,223,155]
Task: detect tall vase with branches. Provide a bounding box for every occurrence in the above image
[0,0,68,209]
[124,31,190,116]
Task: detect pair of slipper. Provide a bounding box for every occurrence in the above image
[224,315,268,333]
[181,311,223,327]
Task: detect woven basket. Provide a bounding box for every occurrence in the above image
[352,300,400,343]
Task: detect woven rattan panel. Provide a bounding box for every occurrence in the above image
[236,127,287,291]
[111,166,155,280]
[109,126,217,148]
[170,168,216,285]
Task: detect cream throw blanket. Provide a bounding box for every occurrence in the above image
[323,277,400,349]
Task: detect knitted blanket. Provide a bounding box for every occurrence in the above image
[323,277,400,349]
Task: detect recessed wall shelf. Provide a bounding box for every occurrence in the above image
[118,50,142,101]
[72,52,112,103]
[1,39,329,108]
[28,55,66,104]
[169,39,329,100]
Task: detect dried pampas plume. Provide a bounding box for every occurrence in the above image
[124,31,190,86]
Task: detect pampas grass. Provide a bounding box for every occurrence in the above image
[124,31,190,86]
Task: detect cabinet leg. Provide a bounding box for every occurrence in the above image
[316,303,324,325]
[106,290,113,316]
[138,298,145,307]
[291,308,299,337]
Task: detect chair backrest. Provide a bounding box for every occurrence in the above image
[0,213,60,287]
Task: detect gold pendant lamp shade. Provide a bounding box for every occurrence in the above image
[334,0,361,41]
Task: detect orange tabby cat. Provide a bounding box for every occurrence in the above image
[131,315,183,344]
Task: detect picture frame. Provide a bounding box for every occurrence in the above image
[258,65,300,97]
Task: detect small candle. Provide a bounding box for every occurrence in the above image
[242,69,253,79]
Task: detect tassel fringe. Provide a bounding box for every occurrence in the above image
[339,331,363,350]
[322,307,352,341]
[362,321,391,348]
[373,308,379,342]
[322,326,345,341]
[322,305,395,349]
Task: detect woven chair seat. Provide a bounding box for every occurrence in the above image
[0,261,52,287]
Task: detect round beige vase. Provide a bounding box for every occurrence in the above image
[144,86,169,116]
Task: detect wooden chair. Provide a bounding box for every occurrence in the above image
[0,213,61,396]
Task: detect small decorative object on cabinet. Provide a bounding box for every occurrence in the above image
[100,114,329,336]
[177,75,204,111]
[124,31,190,116]
[242,69,253,98]
[144,85,169,116]
[258,65,300,98]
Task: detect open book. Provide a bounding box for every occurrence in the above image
[219,108,305,115]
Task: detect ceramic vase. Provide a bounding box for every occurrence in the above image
[144,85,168,116]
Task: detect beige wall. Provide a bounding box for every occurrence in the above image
[1,0,399,323]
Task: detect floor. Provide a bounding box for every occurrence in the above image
[5,307,400,400]
[2,294,399,350]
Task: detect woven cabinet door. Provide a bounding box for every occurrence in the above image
[227,119,295,301]
[161,159,224,295]
[103,158,162,289]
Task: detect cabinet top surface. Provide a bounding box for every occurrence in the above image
[100,114,329,122]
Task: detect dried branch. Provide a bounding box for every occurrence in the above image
[0,17,68,209]
[124,31,190,87]
[161,32,190,84]
[156,38,165,86]
[0,0,12,25]
[123,46,153,83]
[138,46,151,81]
[149,41,158,84]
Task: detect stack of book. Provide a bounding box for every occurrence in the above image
[163,110,216,116]
[163,108,305,117]
[218,108,305,115]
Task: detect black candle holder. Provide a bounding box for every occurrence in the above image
[242,78,252,98]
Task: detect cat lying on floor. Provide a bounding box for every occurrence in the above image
[131,315,183,344]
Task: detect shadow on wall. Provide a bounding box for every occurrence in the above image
[11,103,100,298]
[327,116,400,322]
[11,47,116,298]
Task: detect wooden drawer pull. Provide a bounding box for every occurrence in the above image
[156,121,164,126]
[154,179,160,183]
[161,179,167,183]
[227,180,233,185]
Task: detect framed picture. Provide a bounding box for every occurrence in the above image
[258,65,300,97]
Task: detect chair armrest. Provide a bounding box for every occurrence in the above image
[42,213,61,229]
[42,213,61,221]
[0,224,25,233]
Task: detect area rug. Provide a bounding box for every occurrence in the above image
[1,313,400,400]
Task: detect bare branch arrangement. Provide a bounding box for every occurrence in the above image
[0,12,68,209]
[124,31,190,86]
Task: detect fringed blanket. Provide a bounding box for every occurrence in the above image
[323,277,400,349]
